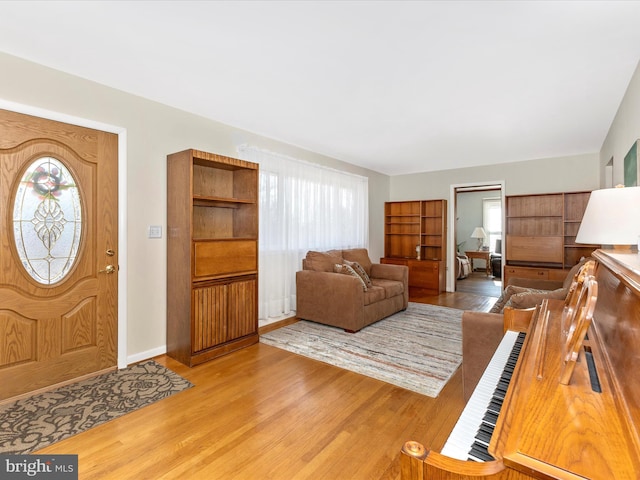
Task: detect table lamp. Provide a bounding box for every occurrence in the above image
[470,227,487,251]
[575,185,640,252]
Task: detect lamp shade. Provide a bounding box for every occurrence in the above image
[470,227,487,239]
[575,186,640,247]
[470,226,487,251]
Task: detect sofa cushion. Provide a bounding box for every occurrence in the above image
[364,286,386,305]
[370,278,404,299]
[343,260,373,288]
[504,287,567,310]
[305,250,343,272]
[333,263,368,291]
[342,249,373,275]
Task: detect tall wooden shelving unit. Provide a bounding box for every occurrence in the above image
[504,191,597,285]
[167,149,259,367]
[381,200,447,297]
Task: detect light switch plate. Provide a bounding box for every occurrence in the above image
[148,225,162,239]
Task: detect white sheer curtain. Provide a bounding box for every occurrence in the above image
[238,145,369,324]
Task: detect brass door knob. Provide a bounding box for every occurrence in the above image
[99,265,116,274]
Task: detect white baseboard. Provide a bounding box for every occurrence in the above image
[126,345,167,366]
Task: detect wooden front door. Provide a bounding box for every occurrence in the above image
[0,109,118,400]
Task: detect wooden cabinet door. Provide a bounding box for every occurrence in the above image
[192,277,257,353]
[227,278,257,339]
[408,261,439,290]
[192,283,228,352]
[506,236,563,264]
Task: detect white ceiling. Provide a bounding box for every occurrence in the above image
[1,1,640,176]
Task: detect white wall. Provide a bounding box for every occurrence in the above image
[0,52,389,362]
[600,61,640,187]
[389,152,600,201]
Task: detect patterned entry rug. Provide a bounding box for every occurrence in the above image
[0,360,193,454]
[261,302,463,397]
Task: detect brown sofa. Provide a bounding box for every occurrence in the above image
[296,248,408,332]
[461,257,591,400]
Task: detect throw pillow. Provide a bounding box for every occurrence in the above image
[504,287,568,310]
[333,263,368,291]
[342,249,373,275]
[343,260,373,288]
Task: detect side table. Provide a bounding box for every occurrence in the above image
[465,250,492,277]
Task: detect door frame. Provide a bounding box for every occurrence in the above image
[0,98,128,369]
[447,180,505,292]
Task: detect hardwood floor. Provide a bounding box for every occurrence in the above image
[455,271,503,297]
[35,292,497,479]
[411,291,498,312]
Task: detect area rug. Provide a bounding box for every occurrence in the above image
[260,302,463,397]
[0,360,193,454]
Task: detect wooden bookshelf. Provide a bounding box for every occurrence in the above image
[504,191,598,285]
[167,149,259,367]
[382,200,447,296]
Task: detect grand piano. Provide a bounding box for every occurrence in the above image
[401,250,640,479]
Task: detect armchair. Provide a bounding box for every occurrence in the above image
[455,241,471,279]
[456,253,471,279]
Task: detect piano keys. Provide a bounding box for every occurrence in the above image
[441,330,525,462]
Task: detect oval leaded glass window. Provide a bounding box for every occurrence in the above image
[13,157,82,285]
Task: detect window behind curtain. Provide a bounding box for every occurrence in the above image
[483,198,502,252]
[238,145,368,323]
